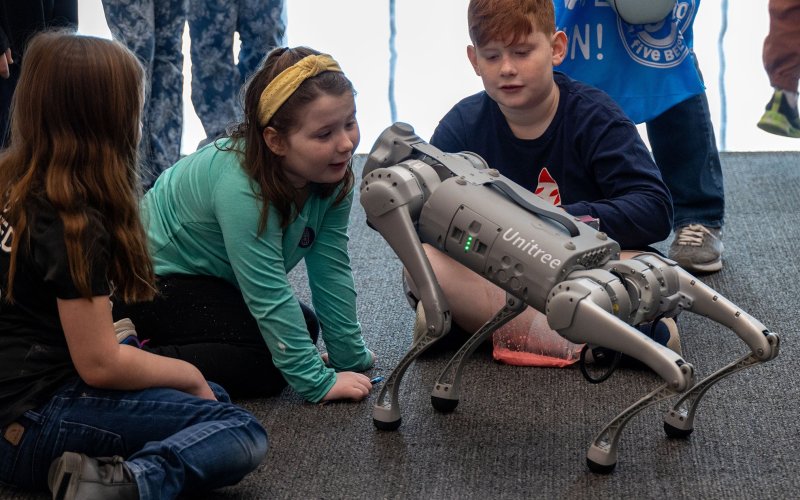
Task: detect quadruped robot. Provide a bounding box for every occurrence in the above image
[359,122,780,473]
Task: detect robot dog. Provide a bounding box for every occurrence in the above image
[359,122,779,473]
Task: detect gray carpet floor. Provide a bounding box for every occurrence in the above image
[2,151,797,499]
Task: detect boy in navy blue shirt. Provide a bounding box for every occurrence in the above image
[407,0,679,365]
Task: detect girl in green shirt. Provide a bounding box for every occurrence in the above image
[114,46,376,403]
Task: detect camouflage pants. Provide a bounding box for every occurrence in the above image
[188,0,286,146]
[101,0,187,188]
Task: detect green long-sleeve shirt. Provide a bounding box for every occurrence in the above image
[142,139,373,402]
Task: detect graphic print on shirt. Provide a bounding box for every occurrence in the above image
[533,167,561,206]
[0,207,12,300]
[617,0,697,69]
[299,227,315,248]
[0,207,13,254]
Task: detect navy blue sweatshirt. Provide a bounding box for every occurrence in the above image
[430,71,672,250]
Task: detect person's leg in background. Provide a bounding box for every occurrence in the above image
[101,0,156,183]
[647,83,725,274]
[236,0,286,82]
[146,0,187,185]
[758,0,800,138]
[187,0,238,147]
[101,0,186,189]
[187,0,286,148]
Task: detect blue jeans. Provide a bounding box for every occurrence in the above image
[646,90,726,230]
[101,0,187,188]
[0,378,267,499]
[188,0,286,146]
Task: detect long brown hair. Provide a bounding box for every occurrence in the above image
[0,31,156,302]
[227,46,355,233]
[468,0,555,47]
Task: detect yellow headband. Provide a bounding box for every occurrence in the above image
[257,54,343,127]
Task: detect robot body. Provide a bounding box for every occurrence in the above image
[417,175,619,312]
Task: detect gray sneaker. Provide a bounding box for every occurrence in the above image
[412,301,427,343]
[653,317,682,356]
[402,268,419,310]
[48,452,138,500]
[668,224,723,273]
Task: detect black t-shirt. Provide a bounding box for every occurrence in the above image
[0,197,111,427]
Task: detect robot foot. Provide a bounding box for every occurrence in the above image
[586,383,680,473]
[373,417,402,431]
[662,334,779,438]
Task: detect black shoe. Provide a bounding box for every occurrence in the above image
[48,452,139,500]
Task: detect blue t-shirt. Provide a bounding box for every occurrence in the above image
[430,72,673,250]
[555,0,704,123]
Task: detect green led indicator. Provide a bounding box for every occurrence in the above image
[464,235,473,252]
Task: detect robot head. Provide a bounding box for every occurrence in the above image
[608,0,676,25]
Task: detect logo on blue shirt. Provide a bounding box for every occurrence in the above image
[618,0,696,69]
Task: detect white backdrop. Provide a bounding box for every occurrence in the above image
[77,0,796,154]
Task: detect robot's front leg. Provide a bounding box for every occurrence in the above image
[660,264,780,437]
[361,166,451,430]
[546,275,695,473]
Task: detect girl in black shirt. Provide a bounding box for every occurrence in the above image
[0,31,267,500]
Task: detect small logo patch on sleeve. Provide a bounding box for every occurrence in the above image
[300,227,316,248]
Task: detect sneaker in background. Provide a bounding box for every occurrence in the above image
[644,317,682,356]
[114,318,146,348]
[402,268,419,310]
[412,301,427,344]
[48,452,139,500]
[668,224,723,274]
[757,89,800,138]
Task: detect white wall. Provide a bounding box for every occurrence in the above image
[77,0,796,154]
